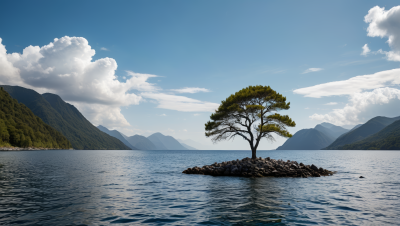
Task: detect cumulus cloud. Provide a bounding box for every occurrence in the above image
[324,102,338,105]
[310,88,400,125]
[0,38,23,86]
[171,87,210,93]
[365,6,400,61]
[0,36,218,129]
[361,44,371,56]
[141,92,219,112]
[294,68,400,98]
[302,68,323,74]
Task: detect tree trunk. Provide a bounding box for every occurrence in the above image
[251,148,257,159]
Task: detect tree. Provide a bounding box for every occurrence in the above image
[205,85,296,159]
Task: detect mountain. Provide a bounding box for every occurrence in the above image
[176,139,197,150]
[315,123,348,140]
[339,119,400,150]
[0,87,71,149]
[97,125,137,150]
[147,133,188,150]
[177,138,213,150]
[180,142,196,150]
[125,135,157,150]
[1,85,130,150]
[276,129,334,150]
[325,116,400,150]
[349,124,362,132]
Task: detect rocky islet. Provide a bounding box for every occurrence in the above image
[183,157,334,178]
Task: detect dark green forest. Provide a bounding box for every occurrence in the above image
[1,85,130,150]
[0,87,71,149]
[339,119,400,150]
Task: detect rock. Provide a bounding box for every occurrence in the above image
[183,157,334,178]
[310,164,318,171]
[359,176,365,178]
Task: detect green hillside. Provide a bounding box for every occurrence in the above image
[325,116,400,150]
[339,120,400,150]
[0,87,71,149]
[0,85,130,150]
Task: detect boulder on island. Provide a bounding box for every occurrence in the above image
[182,157,334,178]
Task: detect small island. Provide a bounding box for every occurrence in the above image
[184,85,334,178]
[183,157,334,178]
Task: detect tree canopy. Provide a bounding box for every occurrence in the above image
[205,85,295,159]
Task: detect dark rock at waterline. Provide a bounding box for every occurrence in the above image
[182,157,335,178]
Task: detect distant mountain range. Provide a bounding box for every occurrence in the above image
[277,116,400,150]
[1,85,130,150]
[325,116,400,149]
[97,125,137,150]
[3,85,398,151]
[339,119,400,150]
[276,128,334,150]
[96,126,198,150]
[126,135,157,150]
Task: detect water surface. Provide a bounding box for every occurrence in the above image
[0,150,399,225]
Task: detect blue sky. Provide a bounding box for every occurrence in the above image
[1,0,400,150]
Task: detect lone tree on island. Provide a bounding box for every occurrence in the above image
[205,85,296,159]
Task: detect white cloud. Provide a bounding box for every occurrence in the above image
[310,87,400,125]
[324,102,338,105]
[0,38,24,86]
[294,68,400,98]
[0,36,218,129]
[73,103,130,128]
[295,5,400,127]
[141,92,219,112]
[361,44,371,56]
[171,87,210,93]
[100,47,109,51]
[365,6,400,61]
[302,68,323,74]
[160,114,166,116]
[193,113,201,116]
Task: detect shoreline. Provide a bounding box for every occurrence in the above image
[0,147,69,151]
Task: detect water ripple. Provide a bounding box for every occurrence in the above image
[0,150,400,225]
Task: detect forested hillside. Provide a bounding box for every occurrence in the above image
[0,87,71,149]
[1,85,130,150]
[339,120,400,150]
[325,116,400,149]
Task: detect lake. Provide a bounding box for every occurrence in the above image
[0,150,399,225]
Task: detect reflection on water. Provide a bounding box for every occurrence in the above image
[0,150,399,225]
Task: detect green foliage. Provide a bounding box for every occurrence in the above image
[0,87,71,149]
[1,85,130,150]
[205,85,295,158]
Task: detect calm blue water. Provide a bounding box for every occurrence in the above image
[0,150,399,225]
